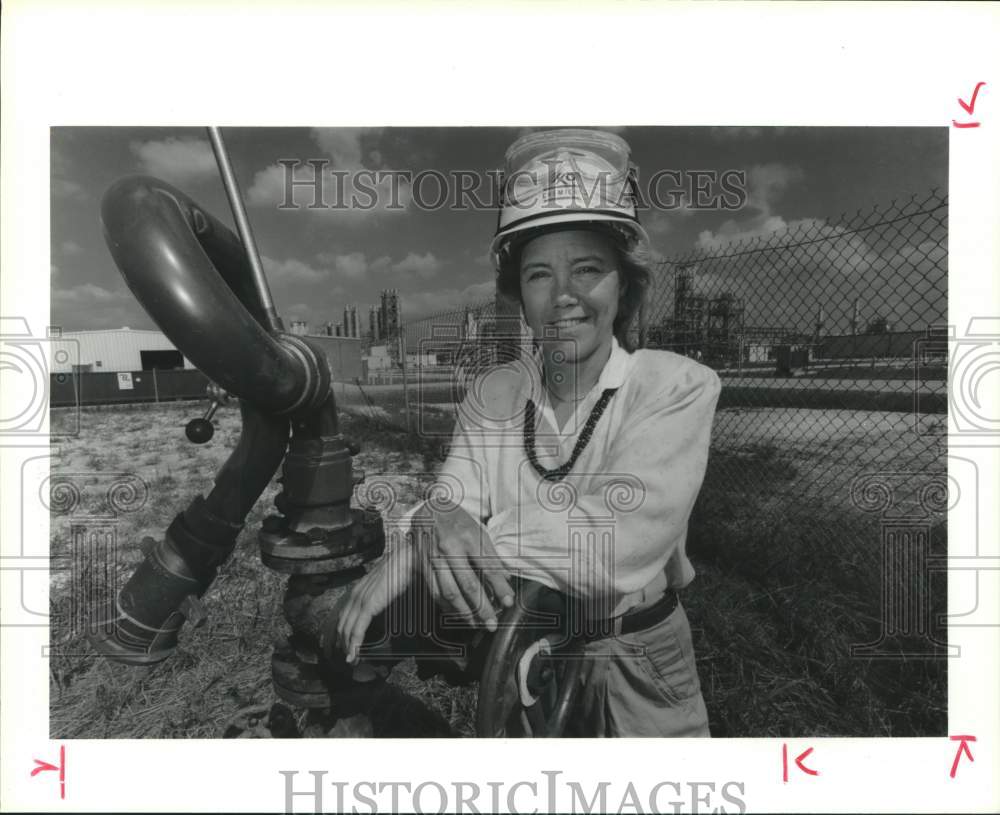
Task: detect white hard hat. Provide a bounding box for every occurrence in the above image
[490,129,649,265]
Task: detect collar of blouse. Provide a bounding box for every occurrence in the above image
[523,335,635,433]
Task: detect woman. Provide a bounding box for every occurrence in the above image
[335,129,720,737]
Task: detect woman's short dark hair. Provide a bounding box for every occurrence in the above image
[495,222,652,352]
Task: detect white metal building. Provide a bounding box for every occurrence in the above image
[364,345,393,372]
[49,328,195,373]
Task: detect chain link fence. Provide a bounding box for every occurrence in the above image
[345,191,949,645]
[336,298,509,436]
[646,190,947,536]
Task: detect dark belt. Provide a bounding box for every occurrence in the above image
[576,589,679,642]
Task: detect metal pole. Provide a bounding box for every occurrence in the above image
[399,308,411,433]
[152,367,159,403]
[206,127,283,333]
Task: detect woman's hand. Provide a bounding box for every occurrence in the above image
[419,502,514,631]
[335,540,415,664]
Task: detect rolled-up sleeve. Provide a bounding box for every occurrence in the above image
[487,363,720,607]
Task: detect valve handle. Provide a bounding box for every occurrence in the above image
[185,401,221,444]
[186,383,231,444]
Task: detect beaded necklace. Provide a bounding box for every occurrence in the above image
[523,388,619,482]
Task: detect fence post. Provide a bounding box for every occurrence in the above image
[152,367,159,403]
[399,312,411,433]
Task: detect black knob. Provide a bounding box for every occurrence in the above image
[185,417,215,444]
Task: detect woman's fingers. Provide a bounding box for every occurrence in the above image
[336,588,366,662]
[431,556,478,626]
[440,555,500,631]
[472,543,515,610]
[343,601,374,663]
[451,556,498,630]
[417,511,514,631]
[335,546,416,663]
[481,568,515,611]
[335,596,359,661]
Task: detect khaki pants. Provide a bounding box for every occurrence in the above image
[360,581,711,738]
[564,601,711,738]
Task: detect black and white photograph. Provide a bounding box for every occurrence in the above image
[2,3,998,813]
[45,125,948,741]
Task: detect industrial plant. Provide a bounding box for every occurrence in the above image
[643,266,945,375]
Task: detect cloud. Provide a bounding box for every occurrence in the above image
[697,215,879,269]
[370,255,393,275]
[129,137,217,183]
[49,146,87,200]
[60,240,83,257]
[674,161,894,333]
[399,280,495,321]
[392,252,441,280]
[664,162,946,335]
[331,252,369,280]
[52,282,128,304]
[51,283,144,329]
[644,210,673,237]
[314,250,378,280]
[747,163,803,211]
[694,163,805,251]
[51,178,86,199]
[310,128,367,169]
[262,255,329,284]
[247,162,412,217]
[677,215,887,335]
[247,128,411,217]
[314,250,440,281]
[643,192,696,239]
[471,250,495,268]
[695,214,792,252]
[284,302,314,317]
[248,163,306,206]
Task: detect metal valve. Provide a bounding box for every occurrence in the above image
[186,384,231,444]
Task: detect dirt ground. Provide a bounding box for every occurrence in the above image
[47,400,947,738]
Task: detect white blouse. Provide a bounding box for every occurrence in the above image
[404,336,721,618]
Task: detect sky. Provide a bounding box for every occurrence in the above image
[50,126,947,333]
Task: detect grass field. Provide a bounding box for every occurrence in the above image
[48,399,947,738]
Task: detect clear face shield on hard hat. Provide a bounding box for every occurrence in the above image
[491,129,650,267]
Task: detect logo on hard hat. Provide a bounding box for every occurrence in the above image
[505,147,632,211]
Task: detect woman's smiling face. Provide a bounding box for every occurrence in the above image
[518,229,621,363]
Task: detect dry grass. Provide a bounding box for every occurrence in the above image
[48,401,947,738]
